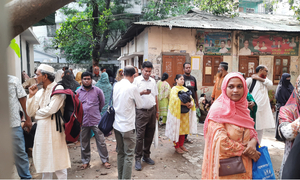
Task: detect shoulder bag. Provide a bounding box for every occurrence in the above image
[219,131,246,176]
[98,85,115,135]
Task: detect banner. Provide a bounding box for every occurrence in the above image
[196,31,232,55]
[239,33,299,56]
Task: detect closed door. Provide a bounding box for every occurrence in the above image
[202,56,223,86]
[162,55,186,87]
[239,56,259,78]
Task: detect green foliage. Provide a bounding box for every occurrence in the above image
[9,39,20,58]
[141,0,194,21]
[53,0,130,63]
[197,0,239,17]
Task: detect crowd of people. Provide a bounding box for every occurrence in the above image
[8,60,300,179]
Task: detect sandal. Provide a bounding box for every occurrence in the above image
[80,163,90,170]
[180,146,189,152]
[103,162,111,169]
[175,148,185,154]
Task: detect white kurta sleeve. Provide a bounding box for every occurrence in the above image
[263,77,273,88]
[35,94,66,120]
[26,95,39,117]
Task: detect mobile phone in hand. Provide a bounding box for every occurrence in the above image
[147,88,151,93]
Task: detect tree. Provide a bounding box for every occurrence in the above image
[6,0,74,40]
[141,0,194,21]
[53,0,129,65]
[197,0,239,17]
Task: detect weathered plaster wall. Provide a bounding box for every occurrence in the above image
[290,56,300,85]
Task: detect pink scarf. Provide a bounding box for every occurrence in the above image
[204,72,255,137]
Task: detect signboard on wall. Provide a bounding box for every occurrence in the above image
[196,31,232,55]
[239,33,299,56]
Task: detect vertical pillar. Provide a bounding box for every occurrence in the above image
[0,1,14,178]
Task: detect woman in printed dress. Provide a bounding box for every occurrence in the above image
[157,73,171,125]
[202,72,260,179]
[165,74,197,154]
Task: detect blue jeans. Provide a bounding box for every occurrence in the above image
[12,126,32,179]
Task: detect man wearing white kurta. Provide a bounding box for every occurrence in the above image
[26,64,71,179]
[246,65,275,143]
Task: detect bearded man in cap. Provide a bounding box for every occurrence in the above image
[26,64,71,179]
[211,62,228,101]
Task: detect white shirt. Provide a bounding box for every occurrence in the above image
[133,75,158,109]
[246,77,275,130]
[239,47,251,55]
[113,79,143,132]
[219,47,228,53]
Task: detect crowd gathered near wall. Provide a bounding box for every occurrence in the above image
[8,60,300,179]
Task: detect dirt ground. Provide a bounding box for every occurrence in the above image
[23,123,284,179]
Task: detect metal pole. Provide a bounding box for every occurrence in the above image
[0,1,14,179]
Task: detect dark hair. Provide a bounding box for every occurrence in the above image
[200,93,205,97]
[81,71,93,79]
[161,72,169,81]
[142,61,153,69]
[227,39,231,42]
[183,62,191,68]
[255,65,265,73]
[174,74,183,82]
[220,64,228,71]
[244,40,249,43]
[221,40,226,44]
[199,45,203,48]
[100,67,106,71]
[124,66,136,77]
[40,70,55,82]
[106,69,114,78]
[63,66,69,70]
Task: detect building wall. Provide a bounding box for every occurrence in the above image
[119,26,300,100]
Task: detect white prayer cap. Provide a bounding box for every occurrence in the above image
[37,64,55,73]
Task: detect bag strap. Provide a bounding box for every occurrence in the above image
[108,84,115,106]
[249,79,257,94]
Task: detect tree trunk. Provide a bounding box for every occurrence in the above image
[91,0,100,67]
[6,0,74,40]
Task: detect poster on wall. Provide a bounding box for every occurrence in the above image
[151,64,161,79]
[239,33,299,56]
[196,31,232,55]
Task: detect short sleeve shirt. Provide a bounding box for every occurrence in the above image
[183,75,198,100]
[8,75,27,127]
[133,75,158,109]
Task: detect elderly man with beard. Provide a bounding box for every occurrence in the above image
[26,64,71,179]
[211,62,228,101]
[246,65,275,143]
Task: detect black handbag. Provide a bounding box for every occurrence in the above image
[98,85,115,135]
[178,90,192,113]
[219,131,246,176]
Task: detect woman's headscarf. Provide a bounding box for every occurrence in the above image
[59,70,81,92]
[279,75,300,125]
[95,72,112,116]
[115,69,123,82]
[199,97,205,105]
[161,73,169,81]
[75,71,82,85]
[203,72,255,136]
[275,73,294,106]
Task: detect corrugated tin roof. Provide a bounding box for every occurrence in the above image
[134,9,300,32]
[114,9,300,48]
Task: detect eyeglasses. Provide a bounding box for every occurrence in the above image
[264,69,268,73]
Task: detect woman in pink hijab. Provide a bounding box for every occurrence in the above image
[202,72,260,179]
